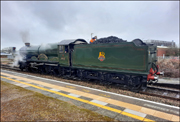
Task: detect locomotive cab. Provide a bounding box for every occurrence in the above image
[58,39,87,67]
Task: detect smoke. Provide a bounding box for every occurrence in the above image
[11,51,23,67]
[20,30,30,43]
[12,46,27,67]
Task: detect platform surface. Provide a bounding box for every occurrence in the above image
[1,69,179,121]
[158,78,180,84]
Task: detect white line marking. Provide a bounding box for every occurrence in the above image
[91,99,108,106]
[12,82,22,85]
[9,82,29,88]
[68,93,80,98]
[124,108,147,118]
[21,84,30,88]
[50,88,60,92]
[2,69,179,109]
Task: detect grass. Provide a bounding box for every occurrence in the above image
[1,81,116,121]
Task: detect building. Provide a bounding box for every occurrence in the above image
[144,40,176,48]
[0,52,12,58]
[156,46,169,56]
[1,47,16,54]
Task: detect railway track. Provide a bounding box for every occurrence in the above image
[1,64,20,71]
[141,86,180,101]
[1,64,180,101]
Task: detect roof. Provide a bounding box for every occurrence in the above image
[59,39,87,45]
[157,46,169,48]
[0,52,12,56]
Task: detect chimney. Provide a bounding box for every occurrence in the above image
[25,42,30,47]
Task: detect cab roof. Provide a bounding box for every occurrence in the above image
[59,39,87,45]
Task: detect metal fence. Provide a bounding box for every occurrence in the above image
[157,56,179,60]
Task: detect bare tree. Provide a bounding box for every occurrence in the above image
[166,48,180,56]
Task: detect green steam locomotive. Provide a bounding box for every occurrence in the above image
[18,37,163,91]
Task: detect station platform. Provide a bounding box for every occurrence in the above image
[158,78,180,85]
[1,69,179,121]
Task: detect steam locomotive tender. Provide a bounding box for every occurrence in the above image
[19,37,163,91]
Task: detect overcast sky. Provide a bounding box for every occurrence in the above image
[1,1,179,50]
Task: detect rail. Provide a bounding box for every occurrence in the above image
[140,86,180,101]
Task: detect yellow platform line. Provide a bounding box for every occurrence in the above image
[1,76,154,122]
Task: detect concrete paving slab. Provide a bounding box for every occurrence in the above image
[68,93,80,98]
[103,110,119,119]
[50,88,61,92]
[48,93,62,98]
[24,76,33,78]
[9,78,17,80]
[27,82,51,89]
[59,90,70,95]
[91,99,108,106]
[15,83,26,87]
[15,83,30,88]
[69,99,85,106]
[25,86,38,91]
[124,108,147,118]
[36,84,51,89]
[41,91,52,95]
[44,93,58,98]
[142,103,179,116]
[145,114,171,122]
[95,108,107,115]
[20,84,30,88]
[11,82,22,86]
[95,108,119,119]
[33,88,45,93]
[115,114,141,122]
[78,96,93,101]
[30,83,40,86]
[19,80,32,84]
[106,103,125,111]
[81,103,100,111]
[158,78,180,84]
[57,96,72,102]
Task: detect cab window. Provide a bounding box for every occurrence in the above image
[65,46,68,53]
[59,46,64,53]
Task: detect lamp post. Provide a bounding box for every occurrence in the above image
[91,33,93,39]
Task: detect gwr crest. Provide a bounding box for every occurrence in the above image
[98,52,105,61]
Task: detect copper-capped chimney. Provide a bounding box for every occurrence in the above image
[25,42,30,47]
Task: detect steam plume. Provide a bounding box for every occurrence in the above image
[20,30,30,43]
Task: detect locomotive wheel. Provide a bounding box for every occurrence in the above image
[25,66,31,72]
[58,67,62,77]
[99,73,107,85]
[19,64,24,71]
[77,70,84,81]
[28,67,33,72]
[49,66,58,76]
[45,66,51,74]
[127,76,142,91]
[20,66,24,71]
[30,67,38,73]
[39,66,46,74]
[53,67,59,76]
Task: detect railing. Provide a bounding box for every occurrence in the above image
[157,56,179,60]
